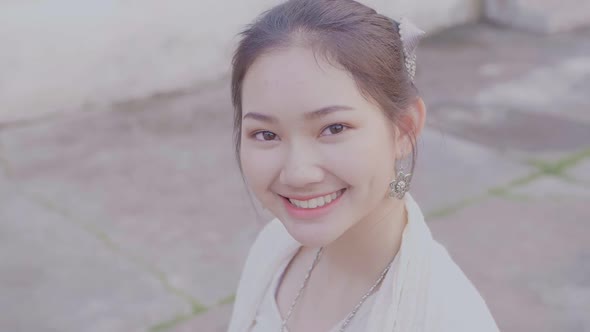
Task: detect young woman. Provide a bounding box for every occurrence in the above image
[227,0,499,331]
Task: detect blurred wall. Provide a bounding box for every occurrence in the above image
[0,0,481,123]
[485,0,590,34]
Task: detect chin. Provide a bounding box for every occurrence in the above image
[279,217,342,248]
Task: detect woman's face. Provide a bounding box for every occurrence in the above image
[240,46,403,247]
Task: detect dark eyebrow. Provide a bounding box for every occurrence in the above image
[243,105,354,123]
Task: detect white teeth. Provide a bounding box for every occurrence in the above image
[317,197,326,206]
[288,189,344,209]
[308,199,318,208]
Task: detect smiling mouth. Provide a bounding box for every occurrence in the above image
[282,188,346,209]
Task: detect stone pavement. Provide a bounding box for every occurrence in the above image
[1,22,589,332]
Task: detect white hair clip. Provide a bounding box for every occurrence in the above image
[398,17,426,83]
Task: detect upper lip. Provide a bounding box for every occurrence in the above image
[281,188,345,201]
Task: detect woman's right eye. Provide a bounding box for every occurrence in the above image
[253,131,278,141]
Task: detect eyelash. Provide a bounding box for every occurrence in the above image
[250,123,350,141]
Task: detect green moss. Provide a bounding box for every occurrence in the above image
[527,148,590,177]
[426,195,485,219]
[488,187,532,201]
[148,294,233,332]
[505,171,543,187]
[217,293,236,306]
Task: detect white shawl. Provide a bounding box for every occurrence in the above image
[227,193,499,331]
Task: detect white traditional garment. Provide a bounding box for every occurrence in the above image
[227,193,500,332]
[249,248,381,331]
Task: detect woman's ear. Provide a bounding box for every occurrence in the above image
[412,96,427,138]
[394,97,427,159]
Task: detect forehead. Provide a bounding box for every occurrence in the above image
[241,46,370,115]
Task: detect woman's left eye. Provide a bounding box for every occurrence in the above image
[320,123,349,136]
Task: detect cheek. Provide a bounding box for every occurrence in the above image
[323,130,395,187]
[240,145,281,193]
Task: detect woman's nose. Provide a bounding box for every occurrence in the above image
[279,147,324,187]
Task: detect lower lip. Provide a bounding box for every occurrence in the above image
[281,189,346,220]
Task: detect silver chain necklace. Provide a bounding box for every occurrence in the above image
[280,246,394,332]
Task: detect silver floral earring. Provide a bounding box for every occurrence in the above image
[389,160,412,199]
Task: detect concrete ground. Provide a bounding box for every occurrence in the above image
[1,22,589,332]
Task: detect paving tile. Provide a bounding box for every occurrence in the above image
[476,57,590,125]
[567,158,590,185]
[427,104,590,157]
[419,25,590,163]
[508,176,590,199]
[429,197,590,332]
[0,87,264,306]
[410,128,534,214]
[0,188,187,332]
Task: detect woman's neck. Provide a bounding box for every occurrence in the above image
[319,196,407,282]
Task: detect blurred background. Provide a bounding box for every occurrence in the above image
[1,1,589,331]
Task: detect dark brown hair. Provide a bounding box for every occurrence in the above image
[231,0,420,174]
